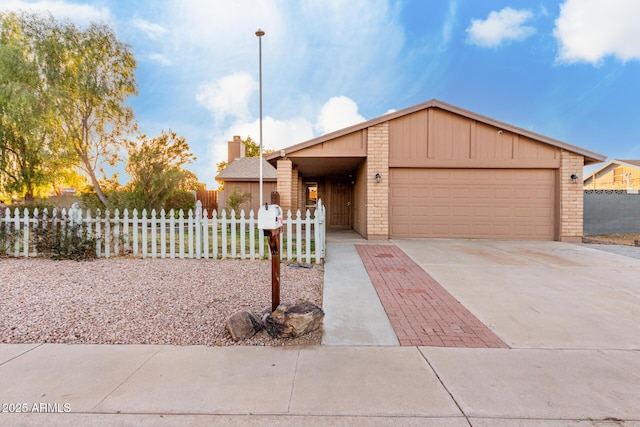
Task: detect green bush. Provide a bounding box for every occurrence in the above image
[165,190,195,213]
[33,214,97,261]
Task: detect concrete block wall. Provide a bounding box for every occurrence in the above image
[584,190,640,235]
[366,122,390,239]
[560,150,584,242]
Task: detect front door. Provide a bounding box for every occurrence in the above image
[329,179,352,229]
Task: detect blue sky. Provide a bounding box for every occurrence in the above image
[2,0,640,187]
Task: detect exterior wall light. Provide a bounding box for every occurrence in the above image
[375,173,382,183]
[570,173,579,184]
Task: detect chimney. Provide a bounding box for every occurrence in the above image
[227,135,245,163]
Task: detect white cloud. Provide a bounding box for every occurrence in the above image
[466,7,535,48]
[554,0,640,64]
[143,52,172,66]
[315,96,366,135]
[0,0,110,23]
[196,72,258,123]
[208,116,314,184]
[132,18,168,40]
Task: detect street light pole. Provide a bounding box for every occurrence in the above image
[256,28,265,208]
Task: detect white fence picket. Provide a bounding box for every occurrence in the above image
[0,200,326,263]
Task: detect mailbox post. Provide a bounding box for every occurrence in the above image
[258,204,283,312]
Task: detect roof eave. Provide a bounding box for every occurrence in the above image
[266,99,607,165]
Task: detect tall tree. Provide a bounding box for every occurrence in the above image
[0,12,64,201]
[45,19,137,206]
[125,130,202,211]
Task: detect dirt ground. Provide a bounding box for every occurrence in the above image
[583,234,640,246]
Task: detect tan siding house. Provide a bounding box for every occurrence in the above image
[265,99,606,242]
[583,160,640,190]
[216,136,277,214]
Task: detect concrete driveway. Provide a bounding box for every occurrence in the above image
[391,239,640,422]
[393,239,640,350]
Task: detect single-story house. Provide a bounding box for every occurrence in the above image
[583,159,640,191]
[215,136,277,214]
[265,99,606,242]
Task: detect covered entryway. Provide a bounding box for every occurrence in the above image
[389,168,556,239]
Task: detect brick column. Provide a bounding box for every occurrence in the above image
[277,159,292,212]
[366,122,390,239]
[291,167,299,213]
[559,150,584,242]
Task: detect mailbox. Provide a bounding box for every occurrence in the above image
[258,204,283,230]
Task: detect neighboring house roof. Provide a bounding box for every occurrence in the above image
[215,157,277,182]
[266,98,606,165]
[583,159,640,184]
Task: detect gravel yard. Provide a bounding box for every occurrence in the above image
[0,258,324,346]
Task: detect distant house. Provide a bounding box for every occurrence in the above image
[583,159,640,191]
[215,136,277,214]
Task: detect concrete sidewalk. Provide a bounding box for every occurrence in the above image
[1,343,639,426]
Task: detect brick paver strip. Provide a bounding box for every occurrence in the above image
[356,244,509,348]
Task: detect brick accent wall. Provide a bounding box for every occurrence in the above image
[276,159,293,212]
[560,150,584,242]
[291,168,299,213]
[366,122,390,239]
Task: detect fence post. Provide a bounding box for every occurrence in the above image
[22,208,29,258]
[113,208,120,256]
[212,209,219,259]
[240,210,246,259]
[95,209,102,257]
[286,210,293,261]
[202,208,209,259]
[132,209,139,256]
[195,201,202,259]
[178,209,185,259]
[221,210,228,259]
[169,209,176,258]
[160,209,167,258]
[141,209,148,259]
[188,208,194,258]
[230,210,237,258]
[249,210,255,259]
[151,209,158,258]
[122,209,130,255]
[295,209,302,262]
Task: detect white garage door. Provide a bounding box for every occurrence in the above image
[389,168,556,240]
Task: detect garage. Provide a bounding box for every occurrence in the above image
[389,168,556,240]
[269,99,606,242]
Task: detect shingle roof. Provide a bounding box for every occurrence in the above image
[215,157,277,181]
[618,160,640,167]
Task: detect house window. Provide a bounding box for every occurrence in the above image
[305,183,318,207]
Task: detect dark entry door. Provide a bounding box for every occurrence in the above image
[329,180,352,229]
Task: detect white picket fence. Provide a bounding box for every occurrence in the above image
[0,200,326,263]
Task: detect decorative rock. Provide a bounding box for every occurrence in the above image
[264,301,324,338]
[226,311,263,341]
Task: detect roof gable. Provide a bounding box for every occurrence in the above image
[215,157,277,182]
[266,99,606,165]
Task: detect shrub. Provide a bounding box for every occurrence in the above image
[33,213,97,261]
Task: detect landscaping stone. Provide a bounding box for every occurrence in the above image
[226,311,262,341]
[264,301,324,338]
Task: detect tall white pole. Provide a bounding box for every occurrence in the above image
[256,28,265,208]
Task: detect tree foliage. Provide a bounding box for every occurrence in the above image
[45,18,137,206]
[0,11,137,205]
[125,129,203,211]
[0,12,66,201]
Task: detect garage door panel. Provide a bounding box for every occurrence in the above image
[390,168,555,239]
